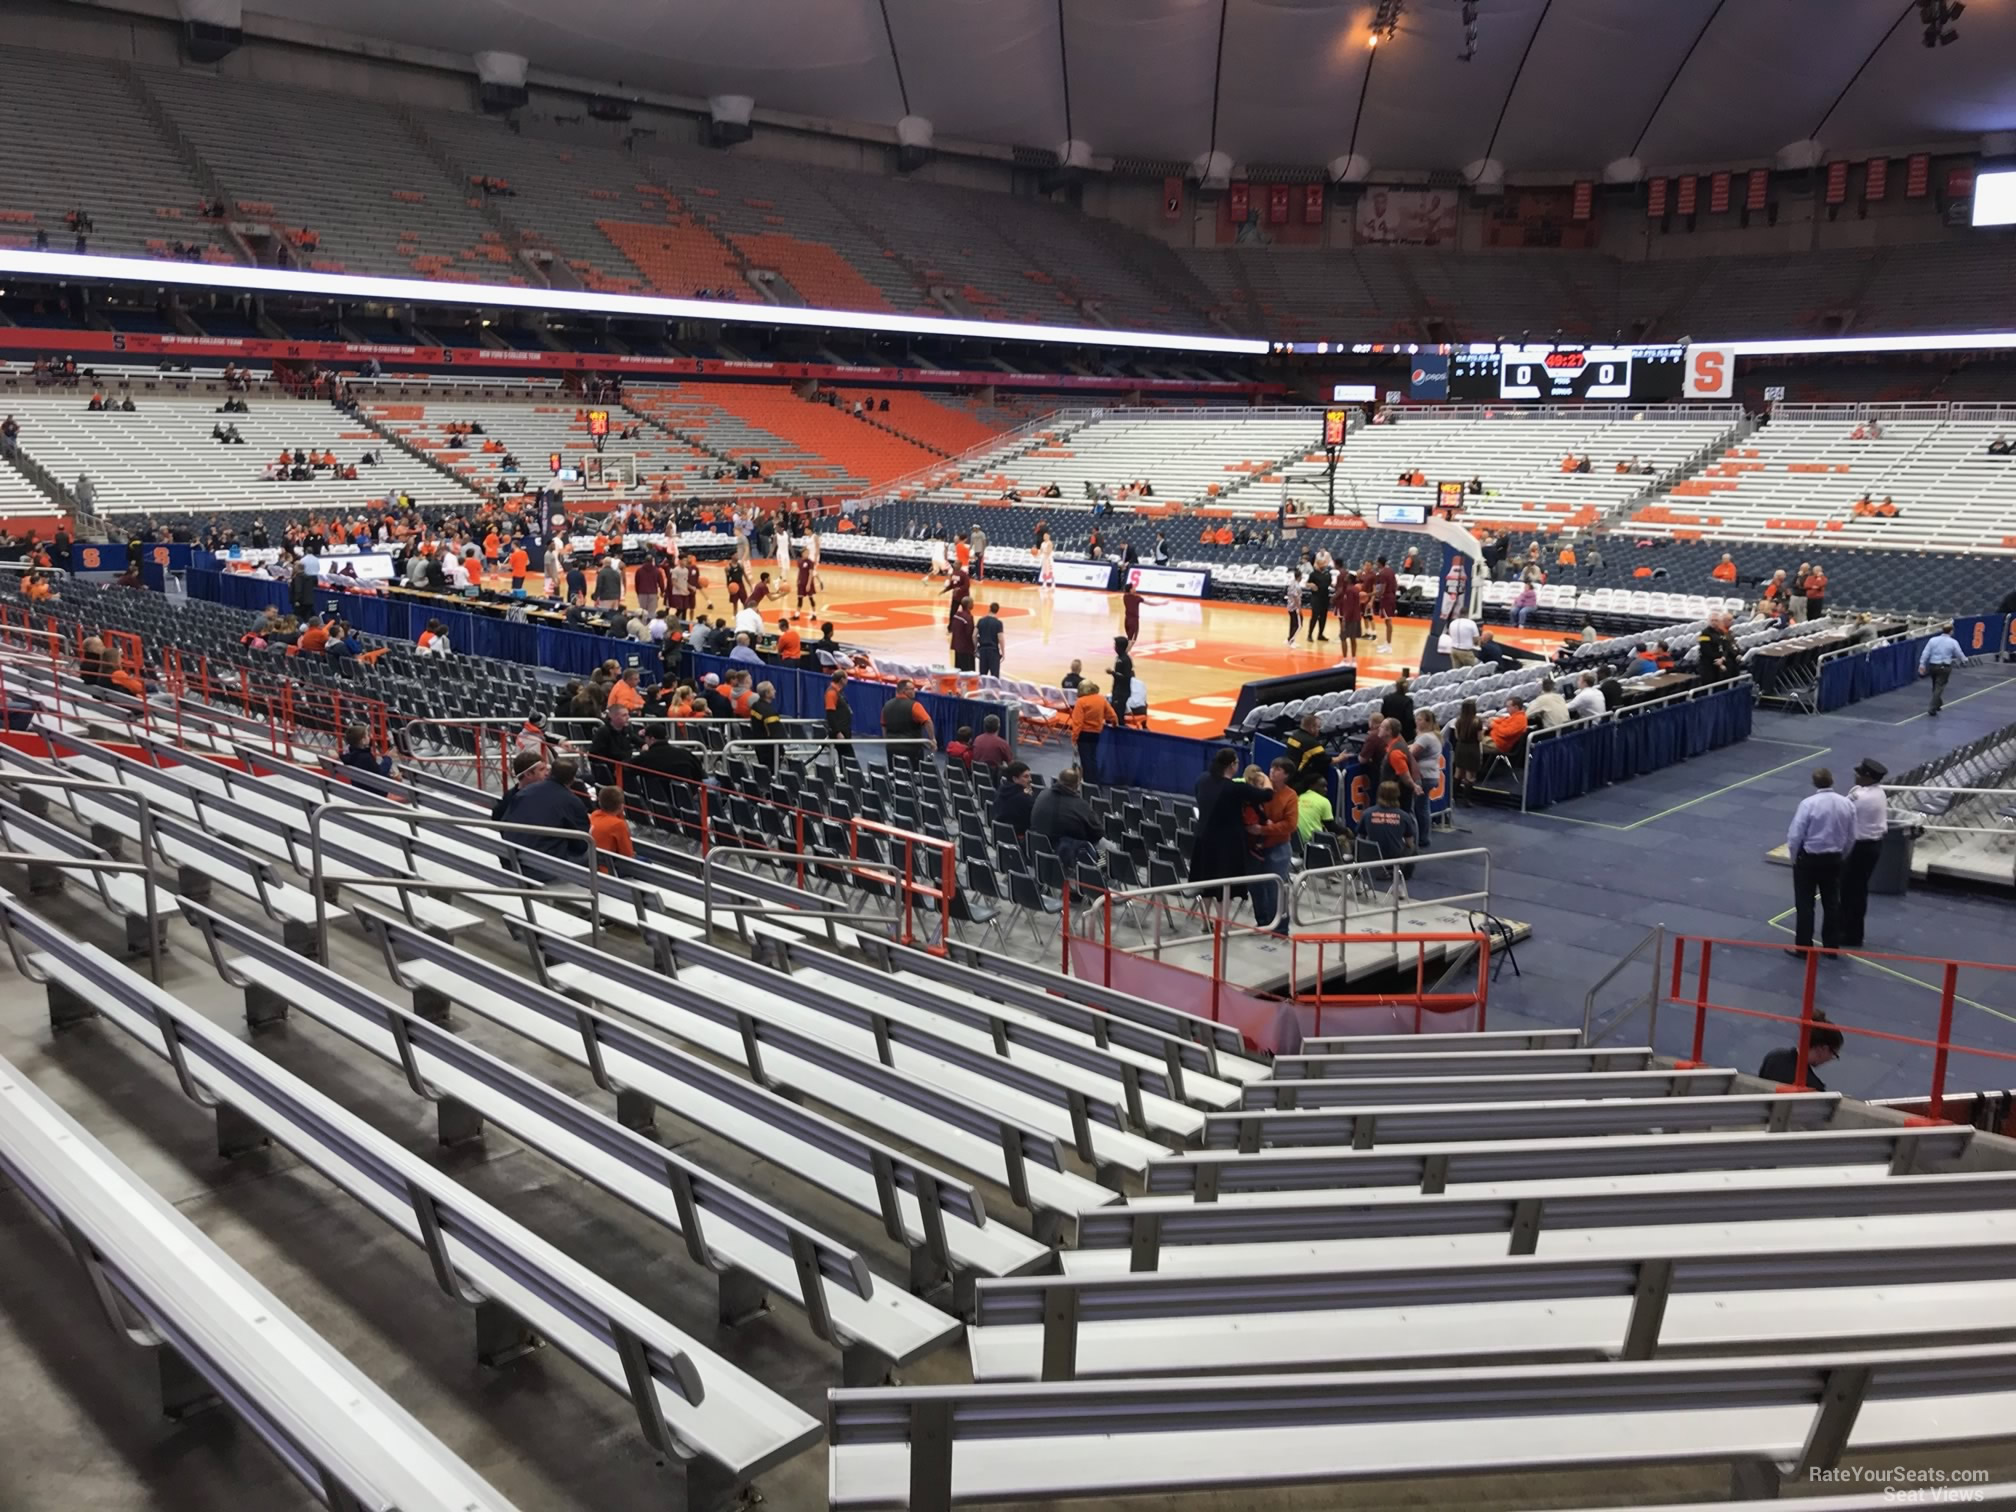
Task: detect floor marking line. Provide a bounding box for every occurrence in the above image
[1889,677,2016,726]
[1759,916,2016,1024]
[1519,744,1831,831]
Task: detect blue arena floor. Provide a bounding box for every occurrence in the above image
[1456,660,2016,1102]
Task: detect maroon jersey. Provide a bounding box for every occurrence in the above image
[1375,566,1399,614]
[796,559,816,596]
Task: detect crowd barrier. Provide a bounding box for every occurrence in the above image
[1954,613,2012,660]
[1523,679,1753,810]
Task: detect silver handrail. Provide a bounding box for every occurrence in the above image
[717,737,934,759]
[1582,925,1666,1047]
[1288,846,1493,939]
[308,802,603,963]
[699,844,906,945]
[0,772,161,982]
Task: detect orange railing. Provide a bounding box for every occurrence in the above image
[1665,934,2016,1121]
[1290,930,1491,1038]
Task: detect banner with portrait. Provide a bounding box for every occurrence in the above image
[1353,187,1459,245]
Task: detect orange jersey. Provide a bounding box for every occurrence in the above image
[590,811,635,858]
[1069,696,1117,735]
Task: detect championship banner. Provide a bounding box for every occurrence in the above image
[1228,181,1250,221]
[1162,176,1184,220]
[1268,184,1290,224]
[1353,188,1458,245]
[1302,183,1325,224]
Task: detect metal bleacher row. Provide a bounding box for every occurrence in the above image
[4,616,2016,1508]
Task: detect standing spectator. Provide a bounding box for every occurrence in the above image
[1446,608,1479,665]
[823,670,854,746]
[1757,1013,1846,1090]
[748,681,783,767]
[1839,757,1888,949]
[1189,747,1254,890]
[1786,767,1856,955]
[1244,760,1300,936]
[1804,563,1828,618]
[0,415,17,460]
[590,786,635,862]
[633,554,664,616]
[1410,708,1443,846]
[1695,611,1743,683]
[1449,698,1484,803]
[879,679,932,766]
[976,602,1005,678]
[1283,570,1304,645]
[1068,679,1118,785]
[1791,561,1813,622]
[1380,670,1417,741]
[1281,711,1331,793]
[1918,625,1965,716]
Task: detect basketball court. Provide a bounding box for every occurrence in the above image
[573,557,1581,735]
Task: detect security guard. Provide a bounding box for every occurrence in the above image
[1281,712,1332,793]
[1696,610,1743,683]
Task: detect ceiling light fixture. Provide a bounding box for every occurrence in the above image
[1458,2,1479,61]
[1920,0,1962,47]
[1371,0,1408,47]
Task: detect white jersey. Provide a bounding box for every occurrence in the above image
[928,539,949,574]
[1038,538,1055,586]
[775,528,792,567]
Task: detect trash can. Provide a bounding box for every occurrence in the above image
[1869,819,1919,896]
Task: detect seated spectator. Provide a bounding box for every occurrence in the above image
[1756,1013,1845,1090]
[971,714,1012,768]
[1990,433,2012,456]
[1711,553,1738,582]
[1467,474,1483,495]
[339,723,393,778]
[945,725,974,766]
[1356,780,1418,867]
[1567,672,1606,720]
[415,618,451,656]
[728,632,763,666]
[1528,678,1571,728]
[1032,765,1101,869]
[993,762,1036,835]
[1489,696,1528,753]
[1627,644,1660,676]
[588,786,635,864]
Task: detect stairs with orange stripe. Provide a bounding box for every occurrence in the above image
[830,390,1012,455]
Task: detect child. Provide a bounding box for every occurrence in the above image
[590,785,634,862]
[946,725,974,766]
[1355,780,1418,896]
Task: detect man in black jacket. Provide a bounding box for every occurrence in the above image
[992,762,1036,836]
[1031,766,1101,869]
[1380,670,1417,741]
[1756,1017,1844,1090]
[588,704,642,783]
[494,758,592,881]
[1696,610,1743,683]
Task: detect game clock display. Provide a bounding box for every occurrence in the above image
[1449,344,1687,403]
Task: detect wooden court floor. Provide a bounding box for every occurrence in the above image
[519,558,1576,736]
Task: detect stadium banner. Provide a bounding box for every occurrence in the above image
[1162,176,1184,219]
[1408,351,1450,401]
[1303,183,1326,224]
[0,329,1277,396]
[1353,188,1458,245]
[1228,181,1250,221]
[1952,615,2005,658]
[1268,185,1291,224]
[1684,345,1735,399]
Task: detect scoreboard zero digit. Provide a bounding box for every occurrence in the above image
[1448,344,1687,403]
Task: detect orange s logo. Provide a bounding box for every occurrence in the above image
[1973,623,1986,650]
[152,546,170,564]
[1349,772,1369,822]
[1693,350,1723,389]
[81,548,100,568]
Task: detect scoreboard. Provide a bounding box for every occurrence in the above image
[1448,344,1687,403]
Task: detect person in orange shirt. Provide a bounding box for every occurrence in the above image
[1560,454,1578,474]
[20,572,51,602]
[775,617,801,661]
[589,786,634,864]
[506,542,530,590]
[1214,525,1234,546]
[1068,678,1118,785]
[1410,469,1426,487]
[955,536,971,572]
[606,668,646,711]
[1489,696,1529,754]
[1557,543,1577,568]
[482,530,501,564]
[1711,554,1738,583]
[298,618,331,654]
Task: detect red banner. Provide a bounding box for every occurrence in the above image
[1945,164,1975,202]
[1675,175,1697,216]
[1648,177,1668,217]
[0,328,1280,395]
[1825,161,1849,205]
[1302,183,1325,224]
[1746,168,1770,211]
[1709,171,1731,214]
[1228,181,1250,221]
[1864,157,1888,201]
[1267,184,1290,224]
[1162,176,1184,220]
[1906,153,1930,198]
[1570,180,1593,222]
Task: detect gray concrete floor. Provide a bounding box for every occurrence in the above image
[5,805,2016,1511]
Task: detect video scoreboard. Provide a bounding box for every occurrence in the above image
[1448,343,1687,403]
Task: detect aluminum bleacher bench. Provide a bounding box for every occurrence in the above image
[1301,1027,1586,1053]
[0,795,164,956]
[177,896,961,1385]
[0,1046,524,1512]
[1146,1123,1970,1199]
[1270,1046,1658,1079]
[827,1344,2016,1510]
[878,937,1265,1095]
[1240,1066,1739,1108]
[970,1236,2016,1380]
[924,938,1260,1075]
[568,921,1166,1186]
[1205,1090,1840,1150]
[0,892,821,1510]
[363,909,1091,1259]
[1071,1168,2016,1276]
[758,934,1210,1140]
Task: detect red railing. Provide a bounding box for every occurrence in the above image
[1290,930,1491,1038]
[1667,934,2016,1121]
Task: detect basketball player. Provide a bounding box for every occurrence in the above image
[794,550,819,618]
[1037,534,1056,590]
[725,557,748,610]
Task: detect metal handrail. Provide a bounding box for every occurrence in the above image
[1288,846,1494,938]
[1582,925,1665,1046]
[717,737,934,759]
[698,845,899,945]
[0,772,161,982]
[307,801,603,963]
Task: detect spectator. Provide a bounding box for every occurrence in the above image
[1446,609,1479,666]
[1282,711,1331,794]
[1294,769,1337,844]
[1059,659,1084,692]
[589,703,641,780]
[1786,767,1856,954]
[946,725,975,766]
[1356,780,1419,894]
[879,678,932,765]
[594,555,624,610]
[1069,678,1118,785]
[1567,671,1606,720]
[1449,699,1484,803]
[1839,756,1888,949]
[1244,760,1300,936]
[971,714,1012,768]
[1696,611,1743,683]
[976,602,1005,678]
[992,761,1036,836]
[1989,433,2012,456]
[1410,708,1443,845]
[0,415,18,460]
[1627,644,1660,676]
[415,618,451,656]
[1380,669,1417,741]
[590,786,635,862]
[1489,696,1529,755]
[1031,766,1101,870]
[495,757,593,881]
[1189,747,1252,888]
[1527,677,1571,729]
[727,632,763,667]
[823,670,853,744]
[606,667,646,711]
[748,681,783,766]
[1358,718,1390,788]
[1757,1014,1846,1091]
[1511,579,1538,628]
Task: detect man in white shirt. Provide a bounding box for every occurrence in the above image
[1566,671,1606,721]
[732,601,764,637]
[1526,676,1571,729]
[1447,613,1480,666]
[1838,756,1888,949]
